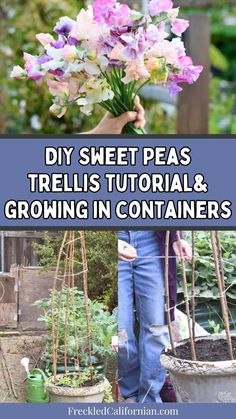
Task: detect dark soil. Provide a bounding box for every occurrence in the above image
[169,337,236,362]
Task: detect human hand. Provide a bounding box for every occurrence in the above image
[173,239,192,262]
[87,96,146,135]
[118,239,137,262]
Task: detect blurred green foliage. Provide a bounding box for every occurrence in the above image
[1,2,236,134]
[0,0,104,134]
[34,231,118,310]
[178,231,236,302]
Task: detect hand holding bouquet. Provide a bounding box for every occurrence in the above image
[11,0,203,134]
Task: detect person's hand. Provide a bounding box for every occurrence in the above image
[173,239,192,262]
[118,239,137,262]
[86,96,146,135]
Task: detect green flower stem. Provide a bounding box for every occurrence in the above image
[100,70,147,135]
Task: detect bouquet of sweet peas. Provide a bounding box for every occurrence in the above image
[11,0,203,134]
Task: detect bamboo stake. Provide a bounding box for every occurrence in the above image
[210,231,233,360]
[64,231,73,372]
[0,345,18,399]
[191,231,196,346]
[164,231,176,355]
[54,235,70,374]
[176,231,196,361]
[80,232,93,378]
[71,232,80,373]
[1,358,11,395]
[215,231,227,296]
[215,232,232,338]
[52,231,68,383]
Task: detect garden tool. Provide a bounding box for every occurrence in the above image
[20,358,49,403]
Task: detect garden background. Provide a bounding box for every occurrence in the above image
[1,0,236,135]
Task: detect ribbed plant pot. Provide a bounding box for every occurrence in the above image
[160,335,236,403]
[45,376,106,403]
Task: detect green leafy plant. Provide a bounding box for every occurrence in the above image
[208,319,224,334]
[33,231,117,310]
[177,231,236,302]
[48,369,102,388]
[34,287,117,365]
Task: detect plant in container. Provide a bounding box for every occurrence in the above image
[43,231,108,403]
[161,231,236,403]
[34,290,117,375]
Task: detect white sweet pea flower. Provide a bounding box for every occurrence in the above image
[82,79,114,104]
[10,65,27,79]
[45,45,63,61]
[83,59,101,75]
[168,7,179,20]
[76,98,93,115]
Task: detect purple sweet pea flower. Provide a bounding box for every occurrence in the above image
[24,52,44,82]
[110,26,131,38]
[37,54,52,65]
[184,65,203,83]
[68,36,78,46]
[107,59,125,70]
[120,32,146,61]
[48,69,65,77]
[167,82,183,96]
[53,16,74,36]
[178,56,203,83]
[97,35,116,55]
[149,0,173,17]
[51,37,66,49]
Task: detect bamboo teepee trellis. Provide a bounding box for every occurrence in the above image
[164,231,234,361]
[51,231,93,383]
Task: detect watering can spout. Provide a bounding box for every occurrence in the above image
[20,357,30,378]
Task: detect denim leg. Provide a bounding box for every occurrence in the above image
[118,231,139,401]
[133,231,169,403]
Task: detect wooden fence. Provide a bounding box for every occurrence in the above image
[0,231,58,272]
[0,267,54,331]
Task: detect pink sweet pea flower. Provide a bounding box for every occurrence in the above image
[149,0,173,17]
[47,79,69,98]
[60,45,78,62]
[122,61,150,84]
[178,56,203,83]
[93,0,116,24]
[93,0,130,26]
[171,19,189,36]
[36,33,54,46]
[23,52,43,81]
[107,4,131,26]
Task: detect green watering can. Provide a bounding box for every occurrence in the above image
[21,358,49,403]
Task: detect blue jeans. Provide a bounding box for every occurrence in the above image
[118,231,169,403]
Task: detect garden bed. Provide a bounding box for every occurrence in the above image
[0,335,44,402]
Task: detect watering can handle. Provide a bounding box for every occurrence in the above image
[31,368,47,381]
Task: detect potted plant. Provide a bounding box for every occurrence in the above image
[38,231,112,403]
[34,290,117,376]
[161,231,236,403]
